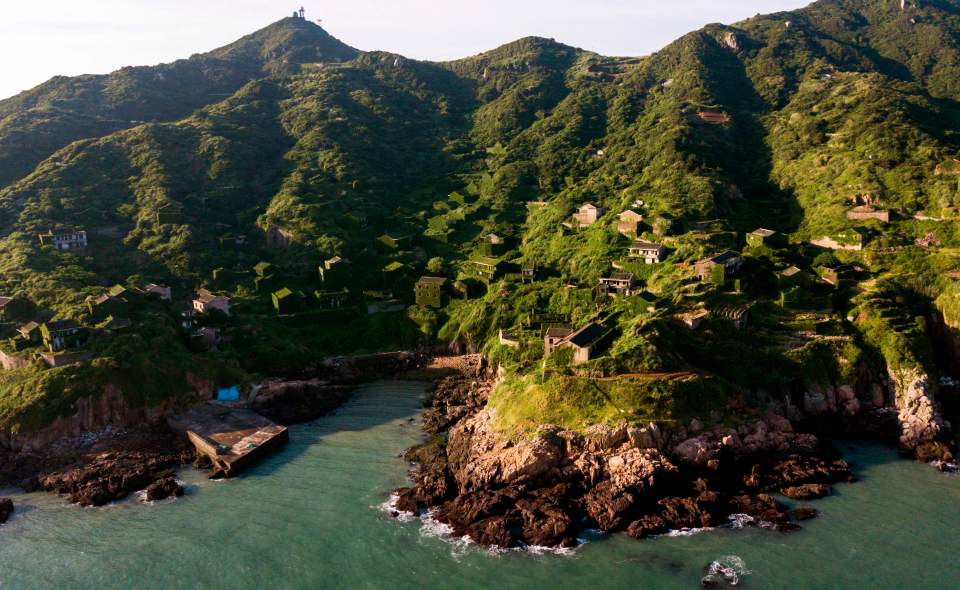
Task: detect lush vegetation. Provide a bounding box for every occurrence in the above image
[3,0,960,435]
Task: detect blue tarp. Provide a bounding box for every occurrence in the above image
[217,386,240,402]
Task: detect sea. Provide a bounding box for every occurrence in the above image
[1,380,958,589]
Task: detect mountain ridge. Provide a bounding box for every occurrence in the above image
[1,0,959,463]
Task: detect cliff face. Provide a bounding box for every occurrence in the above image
[0,377,214,453]
[888,367,950,452]
[396,369,854,548]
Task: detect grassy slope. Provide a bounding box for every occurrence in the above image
[2,0,960,434]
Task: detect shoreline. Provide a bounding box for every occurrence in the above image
[389,359,901,550]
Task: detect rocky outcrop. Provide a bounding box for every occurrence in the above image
[394,372,853,549]
[21,427,194,507]
[889,367,953,461]
[252,379,355,424]
[145,476,184,502]
[0,497,12,523]
[252,351,423,425]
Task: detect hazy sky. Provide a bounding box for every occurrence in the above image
[0,0,811,100]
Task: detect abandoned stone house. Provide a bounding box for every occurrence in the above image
[846,205,890,223]
[520,266,536,284]
[545,322,608,365]
[498,329,520,348]
[319,256,350,287]
[599,273,636,296]
[711,305,750,329]
[415,276,447,308]
[696,109,728,125]
[629,241,666,264]
[678,310,709,330]
[87,293,127,319]
[543,327,574,356]
[315,289,351,309]
[777,266,806,290]
[694,251,742,281]
[469,257,504,281]
[272,288,304,314]
[145,283,172,301]
[193,289,231,316]
[41,320,89,352]
[174,303,197,331]
[617,210,644,235]
[17,321,40,343]
[746,228,781,248]
[573,203,604,227]
[39,228,87,251]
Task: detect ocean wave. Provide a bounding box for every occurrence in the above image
[378,501,584,557]
[665,526,713,537]
[376,493,418,522]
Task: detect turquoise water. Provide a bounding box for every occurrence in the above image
[1,380,959,589]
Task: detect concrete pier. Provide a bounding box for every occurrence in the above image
[167,403,288,478]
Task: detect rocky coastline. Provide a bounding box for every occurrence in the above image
[392,360,873,549]
[0,350,424,507]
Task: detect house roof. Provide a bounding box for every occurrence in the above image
[619,209,643,220]
[92,293,117,306]
[604,272,635,282]
[780,266,802,277]
[418,276,447,286]
[565,322,606,348]
[631,240,663,250]
[579,202,599,210]
[545,327,574,339]
[472,257,501,267]
[325,256,343,267]
[750,228,777,237]
[273,287,296,299]
[0,296,11,308]
[45,319,80,332]
[708,251,740,264]
[18,321,39,334]
[196,288,228,303]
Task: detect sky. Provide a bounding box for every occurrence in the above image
[0,0,811,100]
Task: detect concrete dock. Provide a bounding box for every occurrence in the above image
[167,403,289,478]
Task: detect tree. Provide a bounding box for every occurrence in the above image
[427,257,444,274]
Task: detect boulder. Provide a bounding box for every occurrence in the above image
[780,483,831,500]
[145,476,184,502]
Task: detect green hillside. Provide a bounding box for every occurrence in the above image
[2,0,960,436]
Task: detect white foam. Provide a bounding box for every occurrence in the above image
[702,555,751,586]
[727,513,755,529]
[376,493,417,522]
[664,526,713,537]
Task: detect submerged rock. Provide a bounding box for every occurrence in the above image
[0,497,12,523]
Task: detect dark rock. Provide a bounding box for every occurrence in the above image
[393,487,419,514]
[583,481,637,532]
[465,516,515,547]
[915,441,954,463]
[145,477,184,502]
[780,483,831,500]
[789,507,818,521]
[0,497,12,523]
